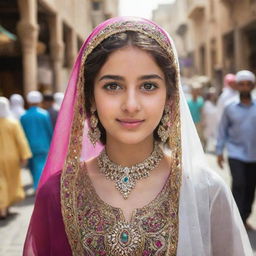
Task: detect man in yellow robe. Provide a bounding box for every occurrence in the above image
[0,97,32,218]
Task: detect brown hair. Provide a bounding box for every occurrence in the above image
[84,31,177,144]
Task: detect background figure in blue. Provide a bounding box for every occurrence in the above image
[216,70,256,230]
[187,82,205,146]
[21,91,53,189]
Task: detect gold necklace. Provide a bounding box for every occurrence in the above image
[97,142,164,199]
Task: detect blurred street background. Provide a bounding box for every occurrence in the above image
[1,0,256,255]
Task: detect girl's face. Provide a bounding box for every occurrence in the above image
[93,46,167,146]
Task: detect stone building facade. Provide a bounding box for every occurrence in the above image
[0,0,118,97]
[153,0,256,90]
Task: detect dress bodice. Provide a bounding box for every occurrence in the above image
[74,163,175,256]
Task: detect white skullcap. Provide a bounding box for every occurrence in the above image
[54,92,64,110]
[191,82,201,90]
[54,92,64,102]
[26,91,43,104]
[10,94,24,106]
[208,87,216,94]
[236,70,256,83]
[0,97,11,118]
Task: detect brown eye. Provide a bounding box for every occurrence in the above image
[103,83,122,91]
[141,82,158,91]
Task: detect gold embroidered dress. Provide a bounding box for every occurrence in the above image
[73,163,176,255]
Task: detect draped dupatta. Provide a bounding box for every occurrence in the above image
[60,18,181,255]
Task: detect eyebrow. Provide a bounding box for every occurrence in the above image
[99,75,124,81]
[98,74,164,81]
[139,74,163,81]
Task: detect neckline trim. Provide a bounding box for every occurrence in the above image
[80,161,172,223]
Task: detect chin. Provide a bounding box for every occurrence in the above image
[108,132,154,146]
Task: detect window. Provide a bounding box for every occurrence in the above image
[92,1,101,10]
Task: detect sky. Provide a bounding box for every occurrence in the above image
[119,0,175,19]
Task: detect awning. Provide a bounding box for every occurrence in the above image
[0,25,17,42]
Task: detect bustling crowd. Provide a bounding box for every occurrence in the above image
[187,69,256,230]
[0,91,63,219]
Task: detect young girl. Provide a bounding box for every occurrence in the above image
[23,17,252,256]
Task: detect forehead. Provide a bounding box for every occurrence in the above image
[97,46,164,77]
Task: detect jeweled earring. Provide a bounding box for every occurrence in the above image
[88,109,101,146]
[157,105,171,143]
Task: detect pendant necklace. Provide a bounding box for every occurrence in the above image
[97,142,164,199]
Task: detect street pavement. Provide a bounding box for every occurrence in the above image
[0,154,256,255]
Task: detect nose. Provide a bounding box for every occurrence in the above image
[121,89,141,114]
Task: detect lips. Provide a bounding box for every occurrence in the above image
[116,118,145,128]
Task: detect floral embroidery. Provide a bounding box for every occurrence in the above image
[70,163,177,255]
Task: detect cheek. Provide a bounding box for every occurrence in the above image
[145,94,166,122]
[94,90,117,122]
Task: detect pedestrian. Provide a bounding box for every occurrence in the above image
[202,87,218,153]
[216,70,256,230]
[216,73,238,124]
[0,97,32,219]
[53,92,64,111]
[9,93,25,120]
[23,17,252,255]
[42,93,58,128]
[187,82,205,147]
[20,91,53,190]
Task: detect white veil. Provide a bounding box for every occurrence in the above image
[178,88,252,255]
[163,24,252,255]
